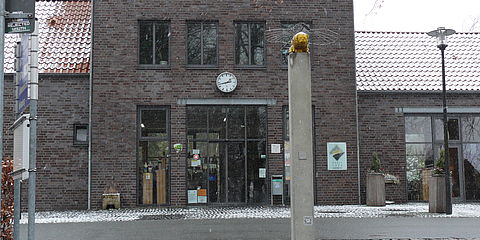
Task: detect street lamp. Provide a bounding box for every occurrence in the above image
[427,27,456,215]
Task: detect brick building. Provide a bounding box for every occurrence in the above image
[3,1,479,211]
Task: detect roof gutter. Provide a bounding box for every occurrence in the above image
[87,0,94,210]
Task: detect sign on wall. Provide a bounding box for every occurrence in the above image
[6,0,35,34]
[327,142,347,170]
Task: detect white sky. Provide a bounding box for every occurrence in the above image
[354,0,480,32]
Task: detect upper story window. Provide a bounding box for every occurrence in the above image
[187,21,218,66]
[139,21,170,65]
[280,22,311,65]
[235,22,265,66]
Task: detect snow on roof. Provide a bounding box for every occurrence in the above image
[356,31,480,92]
[4,0,91,74]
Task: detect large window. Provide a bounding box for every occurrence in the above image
[187,21,218,66]
[235,22,265,66]
[405,115,480,201]
[137,107,170,205]
[186,106,267,204]
[139,21,170,65]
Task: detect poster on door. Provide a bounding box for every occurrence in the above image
[327,142,347,170]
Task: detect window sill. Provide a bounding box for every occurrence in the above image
[137,64,171,70]
[73,142,88,147]
[185,65,219,70]
[234,65,267,70]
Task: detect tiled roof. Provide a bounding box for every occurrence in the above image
[4,0,91,74]
[356,31,480,91]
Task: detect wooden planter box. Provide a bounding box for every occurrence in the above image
[366,173,385,206]
[429,174,446,213]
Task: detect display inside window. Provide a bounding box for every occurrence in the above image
[186,106,267,204]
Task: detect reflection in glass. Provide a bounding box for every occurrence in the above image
[405,116,432,142]
[406,144,433,201]
[462,117,480,142]
[434,118,459,141]
[141,109,167,137]
[235,23,264,65]
[187,22,217,65]
[247,106,267,139]
[247,141,267,203]
[227,107,245,139]
[139,22,153,64]
[187,23,201,65]
[463,144,480,200]
[155,23,169,64]
[448,148,461,197]
[187,106,208,140]
[209,106,227,139]
[227,142,246,202]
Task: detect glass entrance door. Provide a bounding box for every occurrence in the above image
[208,142,246,203]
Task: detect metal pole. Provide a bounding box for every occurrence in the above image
[0,0,6,209]
[27,20,39,240]
[440,46,452,215]
[13,179,21,240]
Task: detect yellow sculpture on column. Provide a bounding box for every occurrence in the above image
[288,32,309,53]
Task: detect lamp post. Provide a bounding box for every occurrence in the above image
[427,27,456,215]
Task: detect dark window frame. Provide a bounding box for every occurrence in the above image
[136,106,171,206]
[234,21,266,68]
[186,21,219,68]
[138,20,171,67]
[73,123,88,146]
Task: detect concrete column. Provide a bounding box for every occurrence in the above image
[288,53,315,240]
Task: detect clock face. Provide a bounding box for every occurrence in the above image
[216,72,237,93]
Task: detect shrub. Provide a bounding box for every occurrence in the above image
[434,149,446,175]
[370,152,382,173]
[1,157,14,240]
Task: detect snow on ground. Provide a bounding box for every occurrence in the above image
[20,203,480,224]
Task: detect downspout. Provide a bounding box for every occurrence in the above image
[355,84,361,205]
[88,0,94,210]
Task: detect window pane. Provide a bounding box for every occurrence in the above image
[247,106,267,139]
[280,22,310,65]
[405,116,432,142]
[247,141,267,203]
[187,106,208,139]
[139,22,153,64]
[462,117,480,142]
[463,144,480,200]
[406,144,433,201]
[76,126,88,142]
[435,118,459,141]
[141,109,168,137]
[227,107,245,139]
[187,23,201,65]
[235,23,249,65]
[250,23,264,65]
[208,106,226,139]
[203,23,217,65]
[186,141,208,198]
[155,23,169,64]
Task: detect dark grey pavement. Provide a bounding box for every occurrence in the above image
[19,217,480,240]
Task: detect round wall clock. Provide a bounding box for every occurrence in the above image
[216,72,237,93]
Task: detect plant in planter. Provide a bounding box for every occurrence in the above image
[366,152,385,206]
[429,149,447,213]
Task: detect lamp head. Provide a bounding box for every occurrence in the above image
[427,27,456,50]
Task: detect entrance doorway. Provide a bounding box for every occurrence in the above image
[186,106,267,204]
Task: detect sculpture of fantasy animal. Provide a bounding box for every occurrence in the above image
[288,32,309,53]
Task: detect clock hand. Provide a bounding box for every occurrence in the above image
[219,80,232,85]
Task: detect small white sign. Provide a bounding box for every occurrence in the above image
[259,168,266,178]
[188,190,198,204]
[193,149,200,154]
[271,144,281,153]
[304,216,313,226]
[198,196,207,203]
